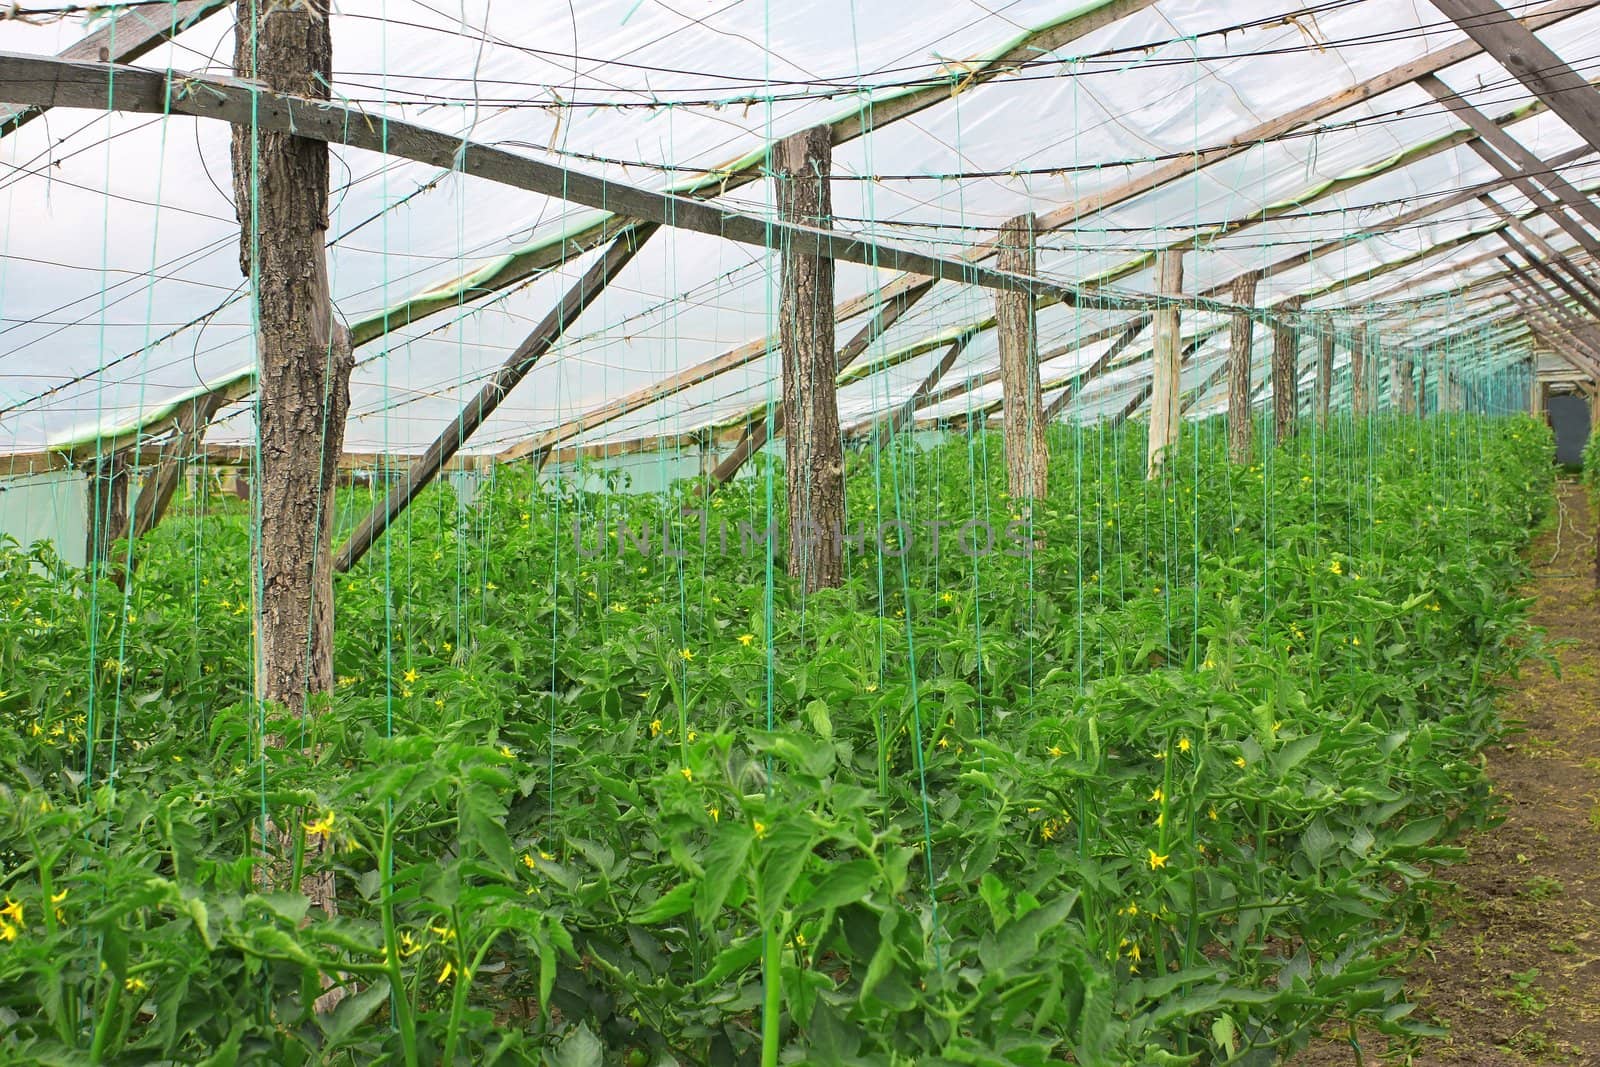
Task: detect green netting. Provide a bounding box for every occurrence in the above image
[0,0,1573,1064]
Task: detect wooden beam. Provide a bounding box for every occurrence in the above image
[1113,332,1213,430]
[1039,0,1596,233]
[1497,231,1600,335]
[1419,74,1600,240]
[0,0,229,136]
[1432,0,1600,156]
[127,389,228,542]
[996,213,1047,499]
[698,277,934,487]
[335,222,656,571]
[1226,270,1258,464]
[1040,315,1152,422]
[1481,197,1600,304]
[0,51,1194,331]
[774,127,842,592]
[1504,274,1600,365]
[869,331,975,443]
[1502,261,1600,370]
[494,6,1600,466]
[341,0,1161,346]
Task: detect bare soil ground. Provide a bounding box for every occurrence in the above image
[1293,480,1600,1065]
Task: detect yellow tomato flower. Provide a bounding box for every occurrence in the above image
[1048,745,1063,758]
[940,592,953,603]
[0,899,21,926]
[680,767,693,782]
[303,812,336,838]
[1149,787,1164,804]
[437,961,455,984]
[403,667,419,684]
[679,648,694,661]
[1177,737,1191,753]
[1329,560,1342,575]
[1148,850,1169,870]
[738,633,754,646]
[707,806,720,823]
[522,853,535,870]
[753,820,767,839]
[649,719,663,738]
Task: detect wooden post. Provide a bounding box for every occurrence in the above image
[996,213,1048,498]
[84,453,128,572]
[776,126,843,592]
[231,0,352,950]
[1271,309,1299,443]
[1351,326,1369,416]
[1148,249,1184,478]
[1317,322,1335,427]
[1390,354,1415,415]
[1226,271,1258,464]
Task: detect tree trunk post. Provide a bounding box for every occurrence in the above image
[1147,248,1184,478]
[231,0,354,973]
[1390,353,1415,415]
[1226,270,1258,464]
[1316,321,1335,427]
[776,126,843,592]
[1272,310,1300,444]
[84,453,128,572]
[996,213,1048,499]
[1351,325,1369,416]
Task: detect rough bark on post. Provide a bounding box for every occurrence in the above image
[1147,249,1184,478]
[1226,270,1258,464]
[230,0,353,977]
[1316,323,1334,427]
[84,453,128,571]
[996,213,1048,499]
[1271,306,1299,444]
[776,126,843,592]
[1390,354,1415,415]
[1351,326,1369,416]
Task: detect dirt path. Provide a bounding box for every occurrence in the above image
[1294,479,1600,1065]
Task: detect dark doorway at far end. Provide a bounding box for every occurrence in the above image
[1547,392,1591,467]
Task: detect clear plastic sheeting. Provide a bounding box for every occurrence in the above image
[0,0,1578,464]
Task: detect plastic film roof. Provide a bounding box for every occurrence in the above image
[0,0,1592,462]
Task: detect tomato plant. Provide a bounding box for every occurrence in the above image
[0,414,1553,1064]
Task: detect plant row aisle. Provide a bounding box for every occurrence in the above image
[0,414,1552,1065]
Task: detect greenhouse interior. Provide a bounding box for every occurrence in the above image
[4,0,1600,1063]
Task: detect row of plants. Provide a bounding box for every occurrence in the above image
[0,413,1551,1064]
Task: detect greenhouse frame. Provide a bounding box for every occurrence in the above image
[2,0,1600,1062]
